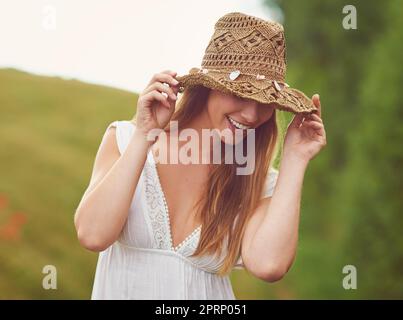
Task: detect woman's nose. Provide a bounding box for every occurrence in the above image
[240,102,259,124]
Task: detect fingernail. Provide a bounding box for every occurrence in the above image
[173,79,179,85]
[171,94,177,100]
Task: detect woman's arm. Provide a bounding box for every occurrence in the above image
[242,94,326,282]
[74,70,179,252]
[241,154,308,282]
[74,127,153,252]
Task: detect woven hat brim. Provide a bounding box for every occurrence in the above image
[176,71,317,114]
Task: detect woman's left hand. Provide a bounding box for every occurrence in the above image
[283,94,327,163]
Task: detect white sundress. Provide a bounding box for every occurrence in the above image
[91,120,279,300]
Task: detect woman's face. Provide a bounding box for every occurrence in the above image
[206,89,275,144]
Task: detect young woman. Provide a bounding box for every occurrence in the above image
[74,12,326,299]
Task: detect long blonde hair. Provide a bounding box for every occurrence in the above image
[162,85,279,275]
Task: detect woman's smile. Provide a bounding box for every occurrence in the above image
[225,115,253,130]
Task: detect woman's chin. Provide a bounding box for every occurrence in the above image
[210,118,248,145]
[219,129,246,146]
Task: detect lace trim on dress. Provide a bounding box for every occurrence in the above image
[144,149,202,253]
[143,157,172,250]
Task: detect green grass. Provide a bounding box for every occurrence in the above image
[0,68,137,298]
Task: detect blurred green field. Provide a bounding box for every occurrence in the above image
[0,68,138,298]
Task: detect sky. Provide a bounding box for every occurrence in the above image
[0,0,282,93]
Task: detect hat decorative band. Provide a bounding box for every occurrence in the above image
[176,12,318,114]
[178,67,290,92]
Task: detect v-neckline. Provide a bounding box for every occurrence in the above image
[148,147,202,252]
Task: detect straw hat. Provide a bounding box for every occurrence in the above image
[176,12,317,114]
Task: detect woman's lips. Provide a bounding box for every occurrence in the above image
[226,115,236,133]
[225,115,249,141]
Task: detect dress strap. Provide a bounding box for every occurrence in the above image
[261,167,279,198]
[105,120,135,155]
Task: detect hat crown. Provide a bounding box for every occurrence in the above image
[201,12,286,82]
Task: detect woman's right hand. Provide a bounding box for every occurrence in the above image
[133,70,179,138]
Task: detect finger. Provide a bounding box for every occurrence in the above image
[306,114,323,125]
[148,72,179,87]
[147,74,178,88]
[171,84,180,95]
[144,82,177,100]
[302,120,326,136]
[308,113,323,123]
[145,90,171,109]
[161,70,177,76]
[303,120,323,130]
[289,112,305,129]
[312,94,321,118]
